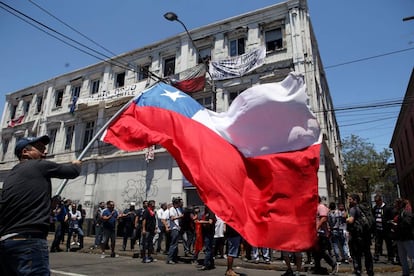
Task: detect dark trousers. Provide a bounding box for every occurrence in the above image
[313,235,335,269]
[374,229,393,260]
[51,221,64,251]
[349,235,374,276]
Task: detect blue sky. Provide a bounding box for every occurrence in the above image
[1,0,413,157]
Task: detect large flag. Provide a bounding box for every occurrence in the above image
[101,72,321,251]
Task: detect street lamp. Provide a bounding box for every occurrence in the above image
[362,176,370,203]
[163,12,216,111]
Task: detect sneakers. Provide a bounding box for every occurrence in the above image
[142,257,152,263]
[100,253,106,259]
[166,260,176,265]
[110,252,118,258]
[331,262,339,275]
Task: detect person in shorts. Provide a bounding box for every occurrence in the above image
[224,222,241,276]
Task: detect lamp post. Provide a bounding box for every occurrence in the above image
[362,176,370,203]
[163,12,216,111]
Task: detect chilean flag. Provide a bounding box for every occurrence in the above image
[101,72,321,251]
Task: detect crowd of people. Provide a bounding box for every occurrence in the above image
[47,193,414,276]
[1,134,412,275]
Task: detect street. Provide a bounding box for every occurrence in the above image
[49,252,402,276]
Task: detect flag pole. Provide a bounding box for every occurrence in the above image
[54,89,146,196]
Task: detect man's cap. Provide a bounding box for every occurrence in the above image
[130,202,136,206]
[14,135,50,157]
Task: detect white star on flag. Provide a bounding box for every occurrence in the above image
[161,89,186,102]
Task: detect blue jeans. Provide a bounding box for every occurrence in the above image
[167,229,180,262]
[0,238,49,275]
[203,234,214,268]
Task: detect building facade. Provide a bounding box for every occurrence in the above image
[390,68,414,206]
[0,0,344,225]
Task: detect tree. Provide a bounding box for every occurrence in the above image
[341,134,394,199]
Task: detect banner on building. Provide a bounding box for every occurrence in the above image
[209,47,266,80]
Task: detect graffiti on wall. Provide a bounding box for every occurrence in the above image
[121,175,158,206]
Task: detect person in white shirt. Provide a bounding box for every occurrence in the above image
[155,203,169,253]
[66,203,84,251]
[166,198,183,264]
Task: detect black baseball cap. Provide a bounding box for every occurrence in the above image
[14,135,50,158]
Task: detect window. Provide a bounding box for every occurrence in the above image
[55,89,64,107]
[138,65,150,81]
[91,79,100,94]
[1,138,9,161]
[65,125,75,150]
[115,72,125,88]
[36,96,43,113]
[196,96,212,109]
[265,28,283,52]
[48,128,58,154]
[10,104,17,119]
[71,85,81,98]
[163,57,175,77]
[83,121,95,149]
[229,37,245,56]
[198,48,211,64]
[23,101,30,114]
[229,91,243,105]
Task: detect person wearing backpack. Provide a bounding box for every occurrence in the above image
[347,194,374,276]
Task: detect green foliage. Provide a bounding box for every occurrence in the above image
[341,134,393,194]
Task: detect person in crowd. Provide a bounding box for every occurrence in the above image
[155,202,169,254]
[347,194,374,276]
[141,200,157,263]
[77,204,86,231]
[281,251,304,276]
[338,202,352,263]
[120,202,137,251]
[313,196,338,274]
[100,200,119,258]
[91,201,105,249]
[50,196,67,252]
[61,198,72,246]
[134,200,148,254]
[372,194,394,263]
[192,206,203,264]
[181,206,196,257]
[166,198,183,264]
[392,198,414,276]
[224,222,242,276]
[214,215,225,259]
[328,202,351,264]
[197,205,216,271]
[66,202,84,251]
[0,135,81,275]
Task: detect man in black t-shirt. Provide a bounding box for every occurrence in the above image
[141,200,157,263]
[0,135,81,275]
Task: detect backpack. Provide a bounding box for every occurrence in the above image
[354,202,375,235]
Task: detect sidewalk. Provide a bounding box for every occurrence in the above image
[48,234,402,274]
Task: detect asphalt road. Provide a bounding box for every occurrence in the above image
[49,252,403,276]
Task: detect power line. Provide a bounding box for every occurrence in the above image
[324,47,414,69]
[28,0,119,58]
[0,1,163,82]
